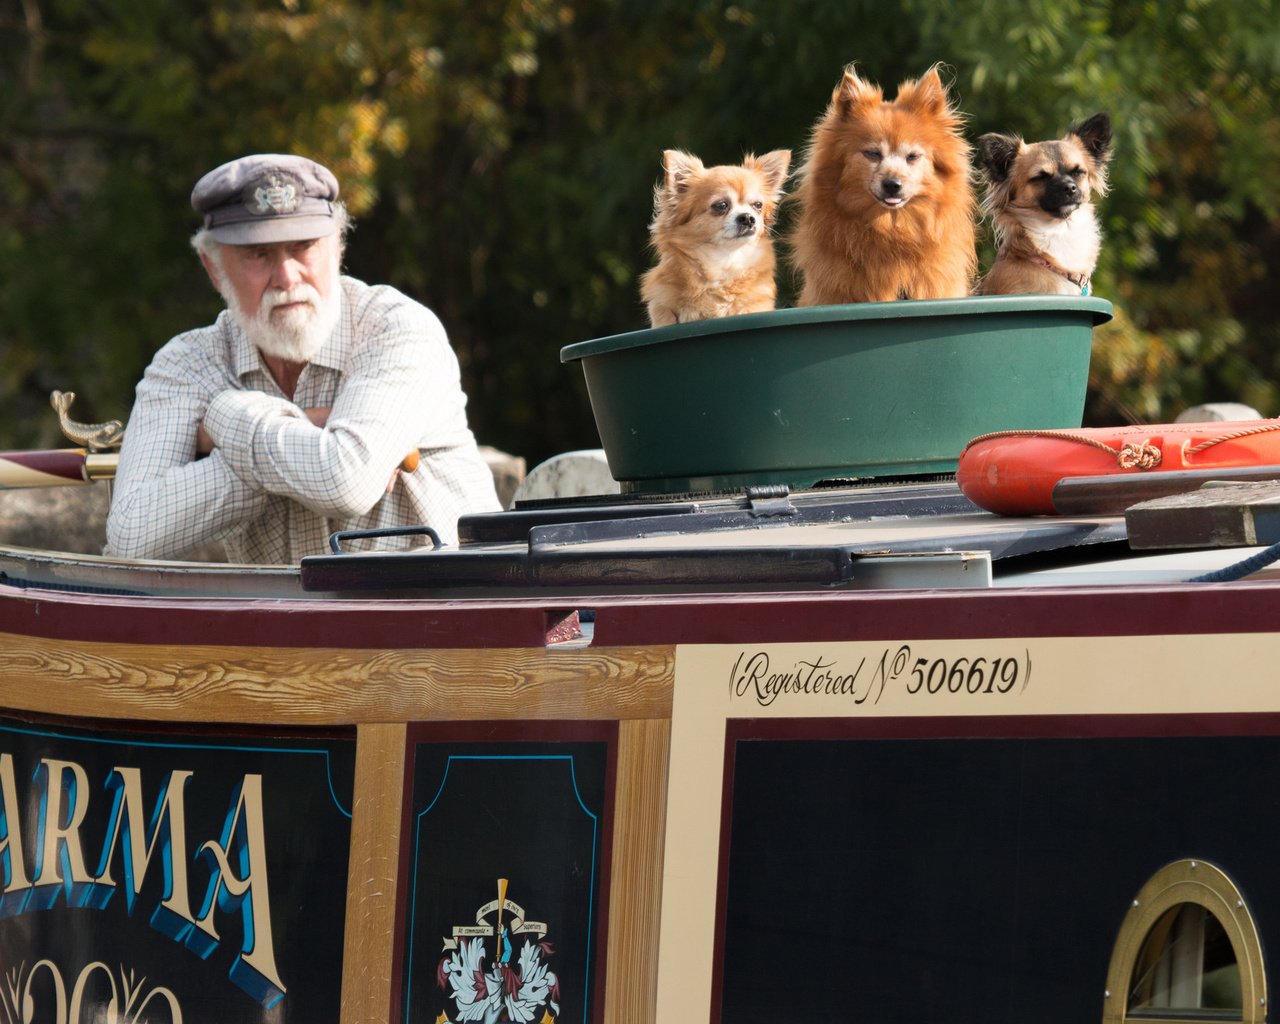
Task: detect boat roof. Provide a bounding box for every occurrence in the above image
[4,479,1279,600]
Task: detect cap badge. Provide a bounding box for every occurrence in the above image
[247,176,300,216]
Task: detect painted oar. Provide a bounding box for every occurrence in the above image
[0,449,117,490]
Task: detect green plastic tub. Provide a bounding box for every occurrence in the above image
[560,295,1113,494]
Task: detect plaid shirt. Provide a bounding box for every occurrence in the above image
[106,276,500,563]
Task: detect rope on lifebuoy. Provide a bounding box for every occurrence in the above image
[961,429,1162,470]
[1183,421,1280,459]
[1117,441,1162,469]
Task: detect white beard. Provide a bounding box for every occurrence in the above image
[223,273,342,364]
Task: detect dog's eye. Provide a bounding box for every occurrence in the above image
[906,151,923,164]
[1031,171,1051,182]
[861,149,881,161]
[710,200,730,216]
[1068,167,1086,178]
[751,201,764,211]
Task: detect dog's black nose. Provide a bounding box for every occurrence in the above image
[1041,174,1083,216]
[882,178,902,196]
[736,212,756,229]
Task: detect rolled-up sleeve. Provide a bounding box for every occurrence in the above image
[106,333,269,560]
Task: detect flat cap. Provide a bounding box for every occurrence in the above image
[192,154,340,244]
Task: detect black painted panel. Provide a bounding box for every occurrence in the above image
[400,733,612,1024]
[722,734,1280,1023]
[0,714,355,1023]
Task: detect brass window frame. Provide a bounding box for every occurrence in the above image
[1102,859,1267,1024]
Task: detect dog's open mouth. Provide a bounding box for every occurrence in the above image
[877,193,907,208]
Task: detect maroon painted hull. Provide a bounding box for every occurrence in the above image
[2,486,1279,1024]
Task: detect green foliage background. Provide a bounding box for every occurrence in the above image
[3,0,1280,465]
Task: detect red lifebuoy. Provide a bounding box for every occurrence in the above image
[956,420,1280,515]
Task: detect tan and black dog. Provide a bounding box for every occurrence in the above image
[975,112,1112,296]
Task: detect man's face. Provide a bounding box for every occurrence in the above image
[202,233,341,363]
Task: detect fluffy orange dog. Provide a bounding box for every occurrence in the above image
[641,149,791,327]
[790,64,976,305]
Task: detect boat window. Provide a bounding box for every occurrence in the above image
[1129,904,1241,1016]
[1103,860,1266,1024]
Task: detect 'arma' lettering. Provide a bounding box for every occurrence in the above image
[0,753,33,917]
[90,767,197,940]
[191,774,286,1008]
[0,754,286,1007]
[31,759,96,910]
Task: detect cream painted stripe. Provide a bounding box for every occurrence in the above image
[654,662,728,1024]
[686,633,1280,720]
[0,463,82,488]
[655,631,1280,1022]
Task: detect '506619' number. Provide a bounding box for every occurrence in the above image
[906,653,1029,695]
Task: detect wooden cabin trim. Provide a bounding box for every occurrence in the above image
[0,631,676,724]
[604,717,671,1024]
[341,722,409,1024]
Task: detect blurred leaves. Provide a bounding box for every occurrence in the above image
[2,0,1280,460]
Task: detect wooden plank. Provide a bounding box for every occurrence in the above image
[341,722,408,1024]
[1126,482,1280,549]
[604,718,671,1024]
[0,634,675,724]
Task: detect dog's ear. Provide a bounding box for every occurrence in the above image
[1069,112,1113,164]
[835,65,882,116]
[897,64,949,116]
[977,133,1022,182]
[1069,112,1112,196]
[749,149,792,199]
[662,150,704,197]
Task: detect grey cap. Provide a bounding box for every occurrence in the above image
[192,154,340,244]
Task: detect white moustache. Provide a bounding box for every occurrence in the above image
[263,286,320,315]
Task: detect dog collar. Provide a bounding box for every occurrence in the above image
[1032,255,1091,295]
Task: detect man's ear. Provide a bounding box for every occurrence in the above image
[198,249,222,292]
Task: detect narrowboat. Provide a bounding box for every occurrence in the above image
[2,296,1279,1024]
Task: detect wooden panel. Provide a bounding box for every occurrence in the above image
[1126,481,1280,549]
[341,722,408,1024]
[604,718,671,1024]
[0,634,675,724]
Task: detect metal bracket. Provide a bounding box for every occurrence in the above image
[745,484,795,519]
